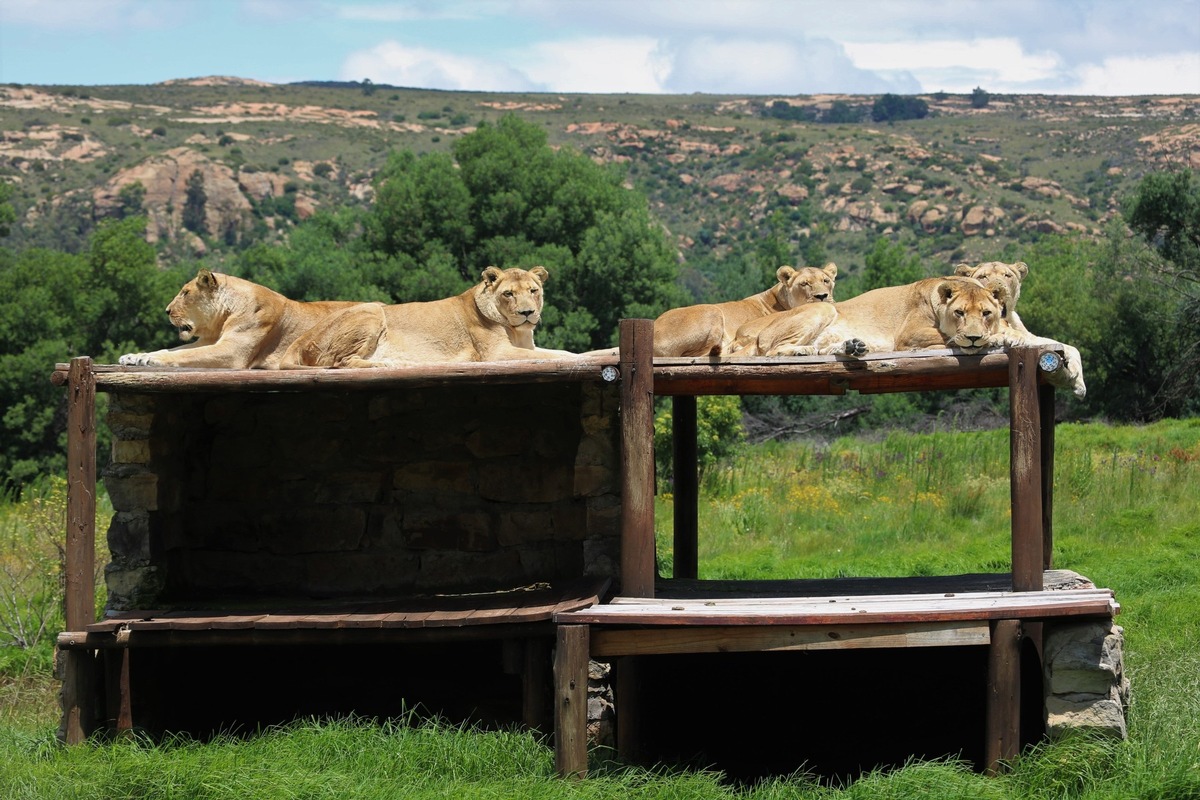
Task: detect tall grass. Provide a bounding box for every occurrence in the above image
[0,420,1197,799]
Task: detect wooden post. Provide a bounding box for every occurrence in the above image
[1039,384,1056,570]
[523,638,551,733]
[672,395,698,580]
[554,625,590,778]
[60,356,97,745]
[619,319,656,597]
[985,619,1022,774]
[1008,347,1043,592]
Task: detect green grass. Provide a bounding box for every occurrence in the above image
[0,420,1198,799]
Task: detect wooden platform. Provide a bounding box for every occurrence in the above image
[58,577,611,649]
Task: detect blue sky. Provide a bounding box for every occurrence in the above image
[1,0,1198,95]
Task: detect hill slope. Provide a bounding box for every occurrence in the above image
[2,77,1196,283]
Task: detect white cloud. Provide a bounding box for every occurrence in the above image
[520,37,670,93]
[843,38,1063,93]
[1073,53,1200,95]
[664,36,920,94]
[0,0,179,30]
[340,42,539,91]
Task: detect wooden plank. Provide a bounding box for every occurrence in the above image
[985,619,1022,774]
[1009,347,1044,591]
[651,349,1017,396]
[51,356,620,394]
[591,621,991,656]
[557,589,1117,626]
[554,625,590,779]
[620,319,657,597]
[671,395,699,580]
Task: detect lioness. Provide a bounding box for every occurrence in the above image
[118,269,359,369]
[744,276,1005,358]
[279,266,574,367]
[955,260,1086,398]
[653,263,838,357]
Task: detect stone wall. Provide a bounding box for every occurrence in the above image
[1043,620,1130,739]
[101,381,622,609]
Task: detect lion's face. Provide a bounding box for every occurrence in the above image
[778,263,838,308]
[166,268,223,342]
[935,281,1004,353]
[476,266,549,329]
[955,261,1026,312]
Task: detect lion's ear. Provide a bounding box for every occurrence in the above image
[197,268,218,291]
[822,262,838,279]
[481,266,504,286]
[1013,261,1029,280]
[936,281,957,303]
[530,266,549,284]
[776,265,796,283]
[990,284,1011,305]
[953,263,974,277]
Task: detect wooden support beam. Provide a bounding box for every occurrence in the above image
[553,625,590,779]
[1039,384,1056,570]
[61,356,96,745]
[672,395,698,580]
[1009,348,1043,592]
[985,619,1022,774]
[619,319,656,597]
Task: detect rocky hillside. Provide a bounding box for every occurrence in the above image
[2,77,1196,278]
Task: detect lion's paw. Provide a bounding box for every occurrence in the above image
[119,353,153,366]
[843,338,869,357]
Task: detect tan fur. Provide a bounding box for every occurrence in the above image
[745,276,1005,358]
[955,260,1086,398]
[279,266,574,367]
[118,269,359,369]
[652,263,837,357]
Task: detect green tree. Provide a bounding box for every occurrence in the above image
[971,87,990,109]
[861,238,924,293]
[361,114,683,349]
[181,169,206,235]
[0,181,15,239]
[115,181,146,220]
[0,218,176,491]
[871,94,929,123]
[1119,170,1200,416]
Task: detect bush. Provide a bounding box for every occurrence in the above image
[654,396,745,490]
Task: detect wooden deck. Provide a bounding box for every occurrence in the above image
[57,577,612,648]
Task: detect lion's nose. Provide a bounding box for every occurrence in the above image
[519,309,535,318]
[813,292,828,301]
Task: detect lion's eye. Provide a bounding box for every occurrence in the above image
[503,290,514,298]
[955,309,965,318]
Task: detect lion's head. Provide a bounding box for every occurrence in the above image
[475,266,549,330]
[954,261,1027,316]
[166,268,225,343]
[777,262,838,308]
[935,279,1005,353]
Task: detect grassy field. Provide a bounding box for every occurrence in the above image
[0,419,1197,799]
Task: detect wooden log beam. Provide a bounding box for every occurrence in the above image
[1009,347,1044,592]
[553,625,590,779]
[671,395,698,580]
[619,319,656,597]
[985,619,1022,774]
[60,356,97,745]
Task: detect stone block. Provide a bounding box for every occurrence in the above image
[102,465,158,511]
[111,437,152,465]
[478,462,572,503]
[104,564,164,610]
[106,510,152,561]
[393,461,473,493]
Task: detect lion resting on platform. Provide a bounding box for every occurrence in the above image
[737,276,1006,358]
[118,269,359,369]
[652,263,838,357]
[279,266,574,367]
[954,260,1086,398]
